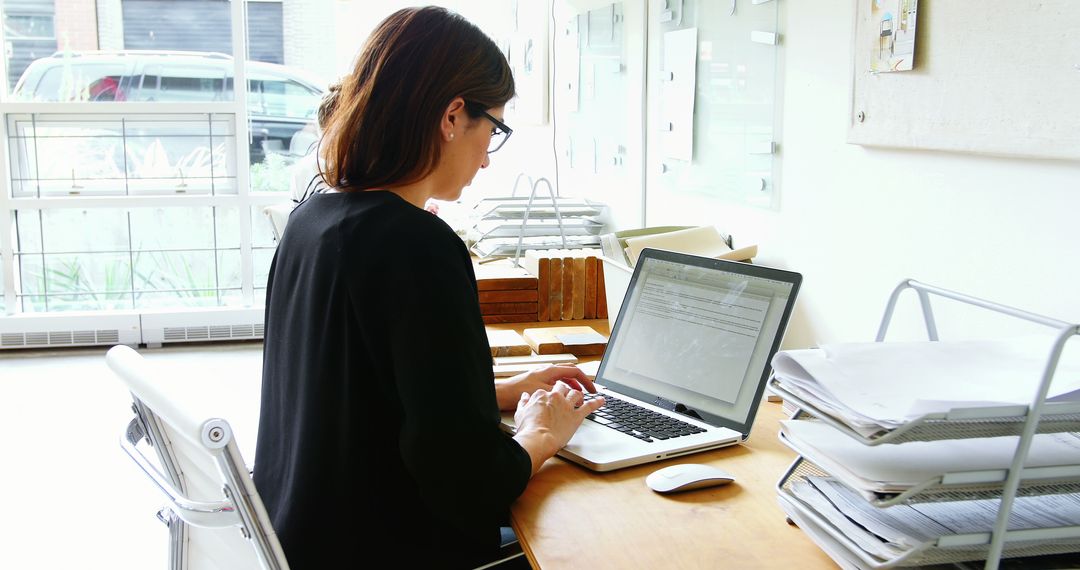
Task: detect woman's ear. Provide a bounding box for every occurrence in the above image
[441,97,467,142]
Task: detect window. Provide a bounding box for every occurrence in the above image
[139,64,230,102]
[8,113,236,197]
[0,253,5,313]
[4,13,55,39]
[20,63,129,101]
[0,0,268,319]
[253,79,321,119]
[3,7,57,92]
[0,0,545,324]
[13,206,247,311]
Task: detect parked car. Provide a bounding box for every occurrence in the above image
[12,50,325,164]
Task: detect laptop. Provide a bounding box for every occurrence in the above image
[501,247,802,472]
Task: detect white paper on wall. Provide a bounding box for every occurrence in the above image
[661,28,698,161]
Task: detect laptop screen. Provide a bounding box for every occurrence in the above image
[596,249,800,433]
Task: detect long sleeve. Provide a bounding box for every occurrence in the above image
[346,204,532,531]
[256,191,529,568]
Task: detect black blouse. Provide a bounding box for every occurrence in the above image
[254,191,531,568]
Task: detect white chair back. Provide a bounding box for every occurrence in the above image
[108,345,289,570]
[262,204,293,242]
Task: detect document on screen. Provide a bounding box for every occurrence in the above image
[612,273,770,403]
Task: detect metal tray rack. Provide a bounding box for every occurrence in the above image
[469,175,606,260]
[774,279,1080,569]
[776,430,1080,509]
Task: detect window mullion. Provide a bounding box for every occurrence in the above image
[0,125,14,314]
[0,5,7,104]
[10,195,249,209]
[232,0,255,306]
[38,210,47,312]
[127,210,136,309]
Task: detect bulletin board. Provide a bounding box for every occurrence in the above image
[847,0,1080,160]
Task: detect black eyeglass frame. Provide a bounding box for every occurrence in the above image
[465,102,513,153]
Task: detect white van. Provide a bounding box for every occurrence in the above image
[12,50,325,163]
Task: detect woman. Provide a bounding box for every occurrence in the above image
[254,7,604,568]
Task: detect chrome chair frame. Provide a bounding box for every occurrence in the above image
[109,345,289,570]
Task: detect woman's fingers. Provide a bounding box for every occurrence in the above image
[551,380,572,395]
[577,395,605,418]
[549,364,597,393]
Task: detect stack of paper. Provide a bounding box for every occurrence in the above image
[468,196,606,258]
[783,475,1080,567]
[623,225,756,266]
[472,235,602,258]
[771,339,1080,437]
[473,218,603,238]
[599,225,756,269]
[472,197,605,219]
[781,420,1080,501]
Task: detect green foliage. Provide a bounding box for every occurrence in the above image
[133,251,217,306]
[23,251,220,311]
[41,257,131,310]
[249,153,294,193]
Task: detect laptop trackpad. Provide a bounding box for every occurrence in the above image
[564,419,638,454]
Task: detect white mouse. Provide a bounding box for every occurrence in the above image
[645,463,735,494]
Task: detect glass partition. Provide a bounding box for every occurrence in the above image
[644,0,781,221]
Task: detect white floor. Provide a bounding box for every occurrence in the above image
[0,342,264,570]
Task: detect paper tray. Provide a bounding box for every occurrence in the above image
[474,218,604,239]
[473,196,603,216]
[769,378,1080,446]
[471,236,602,258]
[479,204,604,219]
[776,462,1080,568]
[777,440,1080,508]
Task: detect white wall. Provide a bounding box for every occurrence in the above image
[651,0,1080,349]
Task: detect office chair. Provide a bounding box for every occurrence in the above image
[262,204,293,242]
[287,128,319,158]
[107,345,289,570]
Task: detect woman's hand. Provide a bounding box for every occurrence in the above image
[512,380,605,475]
[495,364,598,411]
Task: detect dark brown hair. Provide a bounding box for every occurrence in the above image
[316,82,340,130]
[321,6,515,191]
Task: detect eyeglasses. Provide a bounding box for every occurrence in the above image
[472,107,513,154]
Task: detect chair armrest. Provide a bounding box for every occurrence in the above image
[120,417,241,529]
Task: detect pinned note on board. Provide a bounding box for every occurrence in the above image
[660,28,698,162]
[750,31,777,45]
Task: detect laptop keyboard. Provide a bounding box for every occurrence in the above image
[583,393,707,443]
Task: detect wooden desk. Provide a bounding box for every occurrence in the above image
[486,320,837,569]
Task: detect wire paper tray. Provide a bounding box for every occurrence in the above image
[770,378,1080,446]
[473,196,603,216]
[473,218,604,239]
[775,279,1080,570]
[471,236,602,258]
[777,444,1080,508]
[780,494,1080,569]
[477,202,604,219]
[469,179,611,260]
[777,461,1080,568]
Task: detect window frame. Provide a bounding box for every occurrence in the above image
[0,1,280,317]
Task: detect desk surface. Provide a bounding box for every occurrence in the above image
[487,319,837,570]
